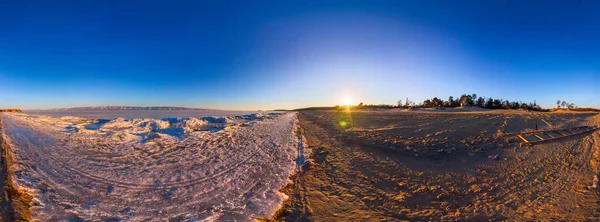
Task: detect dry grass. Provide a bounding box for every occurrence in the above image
[551,108,600,112]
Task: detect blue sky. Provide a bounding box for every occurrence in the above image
[1,0,598,110]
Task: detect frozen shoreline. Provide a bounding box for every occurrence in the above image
[1,111,308,221]
[22,109,259,119]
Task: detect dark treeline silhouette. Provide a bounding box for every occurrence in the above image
[555,100,578,109]
[347,103,396,109]
[0,109,21,112]
[346,93,550,111]
[412,93,548,111]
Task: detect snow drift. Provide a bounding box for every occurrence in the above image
[0,112,306,221]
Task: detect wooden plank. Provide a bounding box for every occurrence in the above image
[527,127,598,145]
[570,128,583,134]
[520,142,532,147]
[504,126,588,137]
[533,134,545,141]
[516,134,530,143]
[541,132,554,138]
[552,130,567,136]
[512,126,597,147]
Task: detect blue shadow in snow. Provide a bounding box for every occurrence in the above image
[85,119,110,130]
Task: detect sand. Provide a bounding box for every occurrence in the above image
[274,109,600,221]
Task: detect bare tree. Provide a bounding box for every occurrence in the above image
[557,100,561,108]
[561,100,567,108]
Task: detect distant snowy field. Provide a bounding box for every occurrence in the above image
[1,112,308,221]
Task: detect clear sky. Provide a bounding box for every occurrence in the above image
[1,0,598,110]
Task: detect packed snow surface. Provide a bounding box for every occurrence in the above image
[41,106,211,111]
[1,112,308,221]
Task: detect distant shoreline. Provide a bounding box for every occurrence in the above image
[22,109,260,119]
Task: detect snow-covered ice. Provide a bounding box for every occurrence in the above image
[1,112,308,221]
[22,109,258,119]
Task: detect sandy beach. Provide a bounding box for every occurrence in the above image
[274,109,600,221]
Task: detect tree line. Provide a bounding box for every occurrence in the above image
[347,93,550,111]
[406,93,547,111]
[556,100,576,109]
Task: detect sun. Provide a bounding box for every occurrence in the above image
[341,96,353,106]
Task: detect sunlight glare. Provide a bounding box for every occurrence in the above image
[342,96,353,106]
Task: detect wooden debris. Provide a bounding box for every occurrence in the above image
[511,126,598,146]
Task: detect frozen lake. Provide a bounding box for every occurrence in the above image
[23,110,260,119]
[1,112,307,221]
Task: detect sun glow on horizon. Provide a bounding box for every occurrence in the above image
[341,96,353,106]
